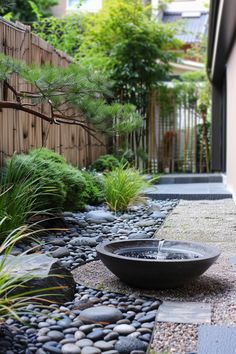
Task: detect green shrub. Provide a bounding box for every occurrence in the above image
[61,165,87,211]
[6,153,66,212]
[89,154,120,172]
[104,165,148,212]
[30,147,66,165]
[81,171,105,205]
[6,149,88,212]
[115,149,135,165]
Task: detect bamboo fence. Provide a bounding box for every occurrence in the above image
[0,18,108,167]
[148,96,205,173]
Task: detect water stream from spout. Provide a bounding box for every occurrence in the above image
[156,239,166,260]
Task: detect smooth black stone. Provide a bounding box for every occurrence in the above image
[126,314,135,321]
[104,332,119,341]
[138,313,156,323]
[47,326,62,331]
[139,334,151,342]
[87,330,104,341]
[79,325,96,334]
[63,328,78,334]
[148,301,162,311]
[52,247,70,258]
[115,337,148,354]
[42,343,62,354]
[57,318,72,329]
[79,307,123,324]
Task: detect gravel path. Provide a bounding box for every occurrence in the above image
[73,199,236,354]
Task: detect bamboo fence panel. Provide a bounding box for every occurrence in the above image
[0,18,108,167]
[147,99,202,173]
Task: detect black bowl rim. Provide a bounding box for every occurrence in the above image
[96,239,221,263]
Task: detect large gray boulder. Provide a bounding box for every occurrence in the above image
[2,254,76,303]
[85,211,116,224]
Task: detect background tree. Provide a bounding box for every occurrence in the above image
[0,0,58,24]
[33,14,84,57]
[76,0,180,166]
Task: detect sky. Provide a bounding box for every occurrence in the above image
[68,0,103,12]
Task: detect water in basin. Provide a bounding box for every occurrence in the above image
[115,246,201,260]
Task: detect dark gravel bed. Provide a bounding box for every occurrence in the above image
[3,199,178,354]
[12,199,178,271]
[4,285,161,354]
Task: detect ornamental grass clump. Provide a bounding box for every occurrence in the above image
[0,158,43,241]
[104,165,148,212]
[0,215,57,322]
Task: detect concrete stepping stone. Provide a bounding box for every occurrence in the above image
[229,256,236,271]
[198,325,236,354]
[156,301,211,324]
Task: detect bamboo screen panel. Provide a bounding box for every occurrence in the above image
[0,18,108,167]
[148,100,207,173]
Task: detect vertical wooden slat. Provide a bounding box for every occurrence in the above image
[0,18,108,168]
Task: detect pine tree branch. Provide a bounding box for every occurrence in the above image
[4,82,22,103]
[0,100,105,145]
[0,100,53,123]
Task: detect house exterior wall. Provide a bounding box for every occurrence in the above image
[51,0,67,17]
[226,39,236,200]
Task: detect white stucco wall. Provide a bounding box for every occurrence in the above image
[226,39,236,201]
[51,0,67,17]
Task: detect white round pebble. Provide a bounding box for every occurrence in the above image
[61,343,81,354]
[113,324,136,335]
[75,331,86,341]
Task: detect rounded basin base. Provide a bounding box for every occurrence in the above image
[96,239,220,289]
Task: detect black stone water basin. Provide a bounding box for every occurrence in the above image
[96,239,220,289]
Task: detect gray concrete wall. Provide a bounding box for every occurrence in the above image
[226,39,236,201]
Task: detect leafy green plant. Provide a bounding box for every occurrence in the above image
[33,13,84,57]
[104,164,148,212]
[76,0,180,165]
[90,154,120,172]
[0,0,58,24]
[60,165,87,211]
[81,171,105,205]
[0,158,43,240]
[115,149,135,165]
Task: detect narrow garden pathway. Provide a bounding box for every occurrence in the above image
[75,199,236,353]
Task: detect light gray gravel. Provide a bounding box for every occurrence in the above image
[73,199,236,354]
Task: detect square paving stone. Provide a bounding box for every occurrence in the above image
[229,256,236,271]
[156,301,211,324]
[198,325,236,354]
